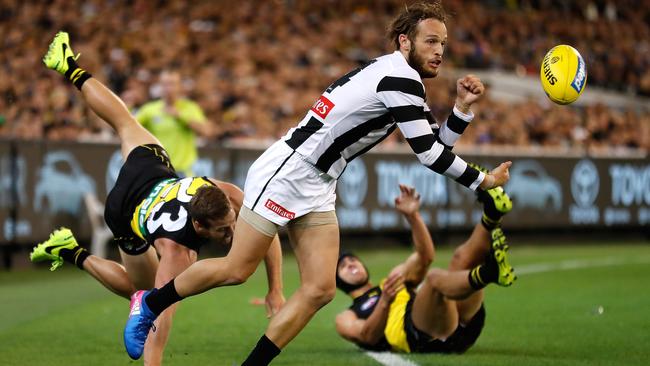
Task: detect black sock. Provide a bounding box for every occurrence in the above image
[144,279,184,316]
[481,213,501,231]
[468,253,499,290]
[58,247,90,270]
[63,57,92,90]
[241,335,281,366]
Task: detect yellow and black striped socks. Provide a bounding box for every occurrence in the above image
[63,57,92,90]
[468,266,487,289]
[468,259,498,290]
[59,246,90,269]
[481,213,501,231]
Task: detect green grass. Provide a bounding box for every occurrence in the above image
[1,243,649,365]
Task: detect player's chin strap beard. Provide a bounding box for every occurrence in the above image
[335,252,370,294]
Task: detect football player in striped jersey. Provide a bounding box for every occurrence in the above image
[123,2,512,364]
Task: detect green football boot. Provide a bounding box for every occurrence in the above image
[489,228,516,287]
[30,228,79,271]
[42,31,79,75]
[469,162,513,217]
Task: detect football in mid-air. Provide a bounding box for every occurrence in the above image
[540,45,587,105]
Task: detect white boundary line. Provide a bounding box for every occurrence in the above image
[363,256,650,366]
[515,256,650,275]
[365,351,419,366]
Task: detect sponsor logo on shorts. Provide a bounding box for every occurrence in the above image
[265,199,295,219]
[311,95,334,119]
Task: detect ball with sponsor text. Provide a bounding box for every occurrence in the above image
[540,45,587,105]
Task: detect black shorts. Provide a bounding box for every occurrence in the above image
[404,302,486,354]
[104,144,178,255]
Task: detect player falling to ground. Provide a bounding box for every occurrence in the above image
[32,31,284,366]
[335,180,515,354]
[122,2,512,364]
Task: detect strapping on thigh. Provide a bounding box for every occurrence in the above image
[239,205,279,237]
[288,211,338,229]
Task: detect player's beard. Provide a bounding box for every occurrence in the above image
[408,44,438,79]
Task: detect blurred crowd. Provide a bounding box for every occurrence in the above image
[0,0,648,152]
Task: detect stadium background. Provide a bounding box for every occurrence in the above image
[1,0,649,365]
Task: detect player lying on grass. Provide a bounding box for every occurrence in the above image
[335,181,515,353]
[31,31,284,366]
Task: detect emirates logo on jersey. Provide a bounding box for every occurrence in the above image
[311,95,334,119]
[264,199,295,219]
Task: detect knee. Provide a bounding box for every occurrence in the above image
[449,247,466,268]
[227,269,252,286]
[224,260,258,286]
[301,281,336,308]
[425,268,447,288]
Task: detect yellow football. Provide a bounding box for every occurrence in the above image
[540,45,587,105]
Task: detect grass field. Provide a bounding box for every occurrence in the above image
[1,242,649,366]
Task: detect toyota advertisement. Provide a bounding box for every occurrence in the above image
[0,139,648,243]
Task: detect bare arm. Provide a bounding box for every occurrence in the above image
[145,237,197,366]
[187,119,217,138]
[263,235,285,317]
[394,184,434,287]
[336,310,368,344]
[335,271,403,346]
[165,103,217,139]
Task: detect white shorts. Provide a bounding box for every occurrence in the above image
[243,141,337,226]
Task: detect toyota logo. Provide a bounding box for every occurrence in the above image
[571,159,599,207]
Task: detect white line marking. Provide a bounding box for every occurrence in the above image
[363,255,650,366]
[515,256,650,275]
[365,351,419,366]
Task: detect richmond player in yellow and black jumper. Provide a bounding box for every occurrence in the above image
[32,31,284,366]
[335,182,515,354]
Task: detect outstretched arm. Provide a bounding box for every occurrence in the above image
[378,73,509,190]
[394,185,434,287]
[145,238,197,366]
[264,235,285,317]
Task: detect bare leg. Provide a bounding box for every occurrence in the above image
[264,223,339,347]
[173,216,273,297]
[448,223,490,324]
[119,246,159,290]
[410,223,493,337]
[82,256,136,299]
[448,224,491,271]
[410,268,462,339]
[80,78,161,159]
[144,240,197,366]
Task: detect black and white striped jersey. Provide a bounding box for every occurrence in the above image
[282,51,484,190]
